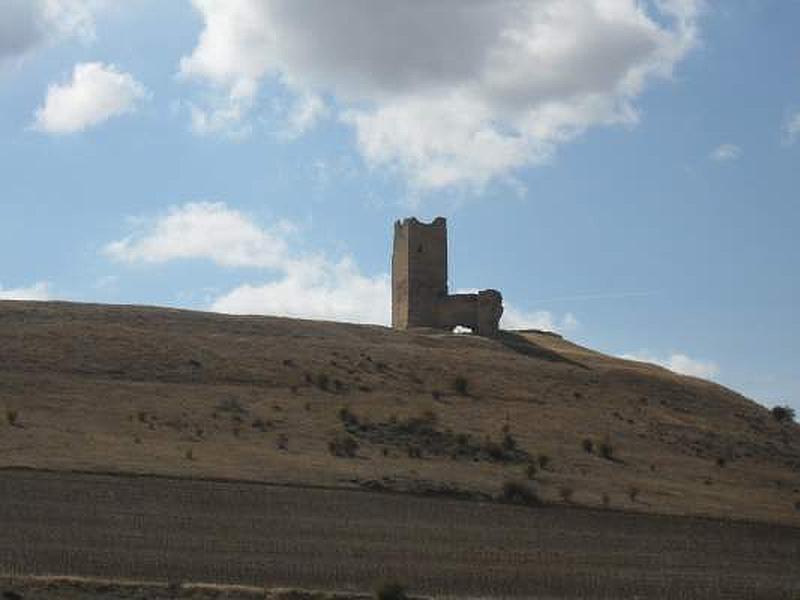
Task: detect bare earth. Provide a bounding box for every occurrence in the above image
[1,300,800,598]
[1,470,799,599]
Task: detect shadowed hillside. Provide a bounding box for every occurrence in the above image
[1,300,798,525]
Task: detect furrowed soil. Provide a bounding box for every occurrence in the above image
[1,470,799,599]
[1,300,800,598]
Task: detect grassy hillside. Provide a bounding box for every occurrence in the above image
[1,300,798,524]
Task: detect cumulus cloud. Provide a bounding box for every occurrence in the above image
[212,258,390,324]
[620,351,719,379]
[0,0,99,65]
[105,202,290,268]
[105,202,389,323]
[709,143,741,162]
[500,305,578,333]
[179,0,701,190]
[783,111,800,146]
[33,62,148,134]
[0,281,52,301]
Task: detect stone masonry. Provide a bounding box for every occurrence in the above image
[391,217,503,336]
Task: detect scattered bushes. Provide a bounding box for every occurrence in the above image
[500,480,542,506]
[771,405,796,423]
[375,581,408,600]
[582,438,594,454]
[328,434,359,458]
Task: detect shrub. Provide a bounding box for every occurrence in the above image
[453,376,469,396]
[485,439,506,461]
[137,410,147,423]
[6,409,18,426]
[328,435,359,458]
[628,486,640,503]
[537,454,550,470]
[582,438,594,454]
[500,480,542,506]
[599,440,615,461]
[525,462,538,480]
[716,457,726,468]
[276,433,289,451]
[559,486,574,503]
[374,581,408,600]
[771,405,796,423]
[431,390,442,401]
[407,445,423,459]
[185,448,194,461]
[316,373,330,391]
[794,500,800,512]
[502,432,518,452]
[339,406,358,427]
[601,492,610,508]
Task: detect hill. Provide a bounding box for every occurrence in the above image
[1,300,798,525]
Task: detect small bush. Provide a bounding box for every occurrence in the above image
[407,445,423,459]
[485,439,506,461]
[502,432,518,452]
[599,440,615,461]
[453,376,469,396]
[185,448,194,461]
[316,373,330,391]
[582,438,594,454]
[431,390,442,401]
[794,500,800,512]
[137,410,147,423]
[6,409,18,426]
[628,486,640,503]
[328,435,359,458]
[601,492,610,508]
[500,480,542,506]
[537,454,550,470]
[375,580,408,600]
[559,486,574,503]
[339,406,359,427]
[771,405,796,423]
[716,457,726,468]
[276,433,289,451]
[525,462,538,480]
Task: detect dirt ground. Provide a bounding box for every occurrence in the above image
[2,470,799,599]
[1,300,799,525]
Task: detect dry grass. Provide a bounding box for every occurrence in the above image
[0,300,799,525]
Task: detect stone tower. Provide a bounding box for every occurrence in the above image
[391,217,448,329]
[391,217,503,336]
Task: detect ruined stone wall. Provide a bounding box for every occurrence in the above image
[391,217,503,336]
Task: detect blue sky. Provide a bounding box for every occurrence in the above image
[0,1,798,411]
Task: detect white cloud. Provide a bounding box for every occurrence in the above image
[0,282,52,301]
[33,62,148,134]
[620,351,719,379]
[783,111,800,146]
[104,202,291,268]
[501,305,579,333]
[212,257,390,325]
[105,201,388,323]
[179,0,701,190]
[709,143,741,162]
[0,0,100,65]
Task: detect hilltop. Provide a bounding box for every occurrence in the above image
[1,300,798,525]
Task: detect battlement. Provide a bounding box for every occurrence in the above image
[391,217,502,336]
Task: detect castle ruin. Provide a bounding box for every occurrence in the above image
[391,217,503,336]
